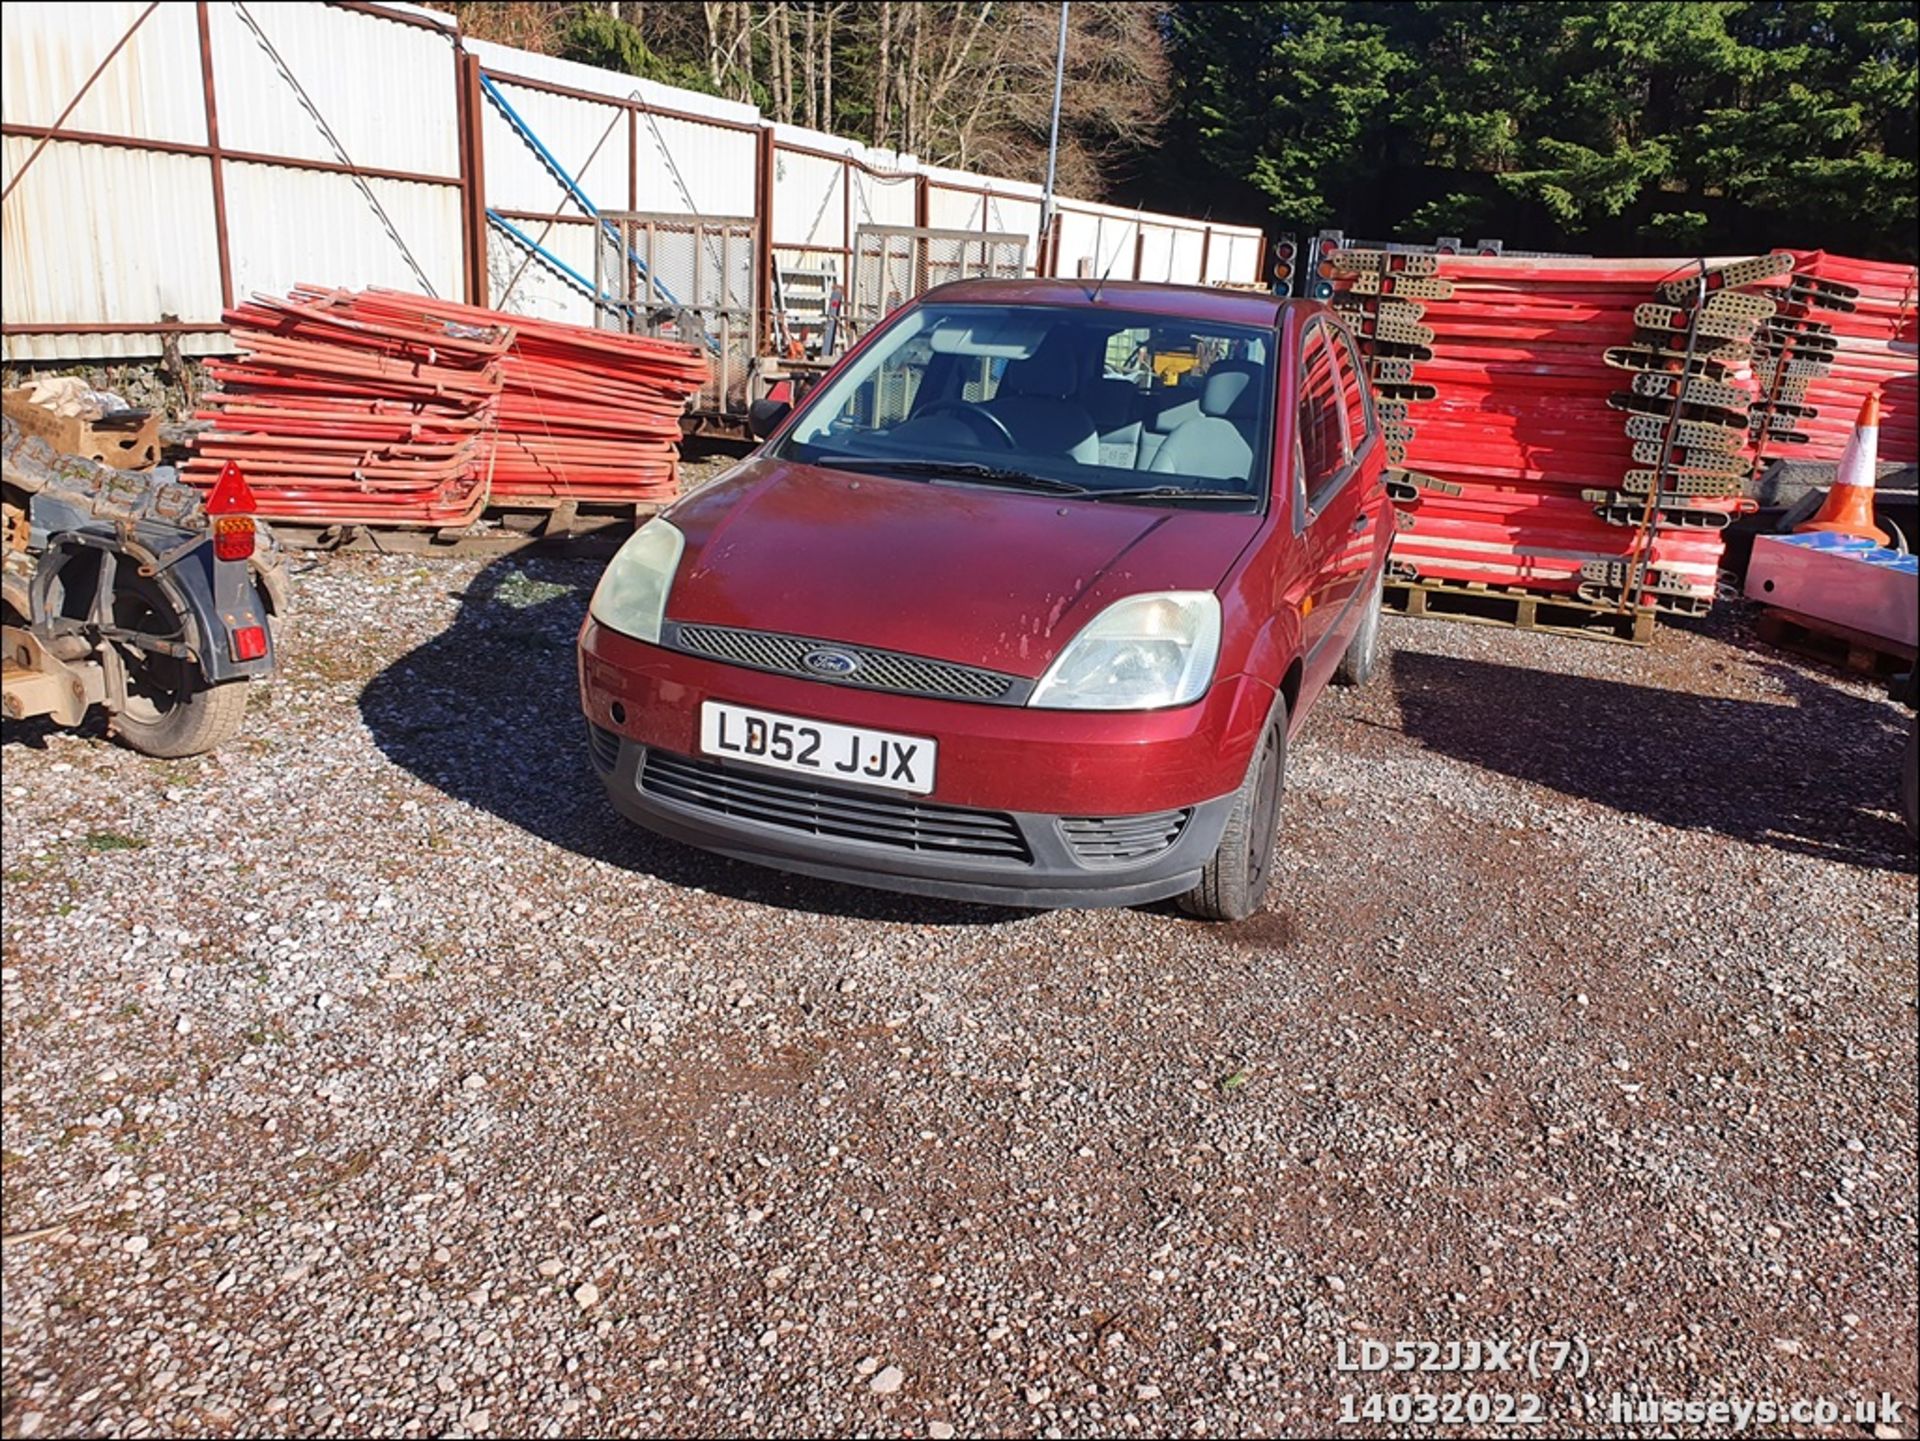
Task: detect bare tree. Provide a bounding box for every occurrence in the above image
[702,1,724,87]
[802,1,818,128]
[821,3,836,130]
[437,1,1165,200]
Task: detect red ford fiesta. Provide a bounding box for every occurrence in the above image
[578,279,1389,919]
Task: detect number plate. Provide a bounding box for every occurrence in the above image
[699,701,937,795]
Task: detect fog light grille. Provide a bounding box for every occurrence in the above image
[1059,810,1191,866]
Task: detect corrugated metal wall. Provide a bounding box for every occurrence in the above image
[2,0,1267,364]
[2,0,464,362]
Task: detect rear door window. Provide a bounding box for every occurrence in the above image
[1297,327,1350,516]
[1332,329,1371,453]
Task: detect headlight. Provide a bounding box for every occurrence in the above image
[1029,591,1221,710]
[588,518,684,644]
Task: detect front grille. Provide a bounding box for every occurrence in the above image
[1059,809,1191,866]
[586,722,622,774]
[669,623,1023,704]
[640,750,1032,862]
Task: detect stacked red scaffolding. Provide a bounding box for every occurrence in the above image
[338,290,710,505]
[186,288,709,526]
[1752,253,1918,467]
[1329,248,1915,624]
[185,292,509,526]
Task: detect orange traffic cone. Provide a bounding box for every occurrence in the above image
[1797,391,1891,545]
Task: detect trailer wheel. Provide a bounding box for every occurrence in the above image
[107,572,250,758]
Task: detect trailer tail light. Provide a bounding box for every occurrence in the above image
[230,624,268,662]
[212,515,255,562]
[206,461,258,562]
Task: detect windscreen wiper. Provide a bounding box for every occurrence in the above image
[1087,486,1258,504]
[820,457,1091,494]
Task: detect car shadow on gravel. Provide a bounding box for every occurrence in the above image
[1392,650,1915,871]
[358,555,1027,925]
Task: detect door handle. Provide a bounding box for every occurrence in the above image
[1351,514,1370,532]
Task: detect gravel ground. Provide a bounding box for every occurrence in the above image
[2,546,1914,1440]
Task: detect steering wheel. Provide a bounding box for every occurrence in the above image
[915,400,1017,450]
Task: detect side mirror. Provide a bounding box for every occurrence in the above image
[748,398,791,440]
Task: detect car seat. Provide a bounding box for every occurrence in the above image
[1083,378,1147,468]
[983,338,1100,463]
[1134,388,1202,470]
[1147,362,1260,483]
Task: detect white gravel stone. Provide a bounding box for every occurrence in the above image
[1,554,1911,1438]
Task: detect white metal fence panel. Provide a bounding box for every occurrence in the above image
[1052,208,1103,279]
[1169,226,1204,284]
[1207,228,1262,283]
[224,160,462,303]
[206,2,458,177]
[1137,225,1177,283]
[1,138,223,361]
[0,0,207,145]
[486,219,599,328]
[634,110,756,218]
[986,194,1042,263]
[481,79,626,218]
[770,146,845,250]
[851,169,917,231]
[925,185,983,233]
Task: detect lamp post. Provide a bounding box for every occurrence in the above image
[1037,0,1068,274]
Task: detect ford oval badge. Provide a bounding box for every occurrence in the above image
[803,648,861,677]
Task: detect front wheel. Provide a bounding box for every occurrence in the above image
[1178,698,1287,922]
[107,572,251,758]
[1333,565,1385,687]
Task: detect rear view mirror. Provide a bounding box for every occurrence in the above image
[748,398,791,440]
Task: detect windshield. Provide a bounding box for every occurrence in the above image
[778,303,1274,506]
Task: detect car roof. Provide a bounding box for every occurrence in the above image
[915,277,1317,330]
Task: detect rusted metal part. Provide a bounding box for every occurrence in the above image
[457,49,490,307]
[327,1,456,34]
[195,2,235,311]
[3,624,100,724]
[1,321,228,337]
[0,123,464,190]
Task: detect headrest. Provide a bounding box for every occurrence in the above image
[998,335,1080,399]
[1200,362,1260,419]
[1082,378,1138,428]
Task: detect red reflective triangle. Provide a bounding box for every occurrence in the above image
[205,460,257,516]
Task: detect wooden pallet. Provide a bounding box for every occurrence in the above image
[269,499,658,555]
[1385,579,1656,645]
[1755,607,1916,678]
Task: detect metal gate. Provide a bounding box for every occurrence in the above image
[594,212,757,415]
[847,227,1028,338]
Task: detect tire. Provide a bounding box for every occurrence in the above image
[115,680,250,758]
[1178,697,1287,922]
[106,571,251,758]
[1333,565,1385,687]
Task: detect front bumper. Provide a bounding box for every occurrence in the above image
[578,619,1272,814]
[588,726,1238,909]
